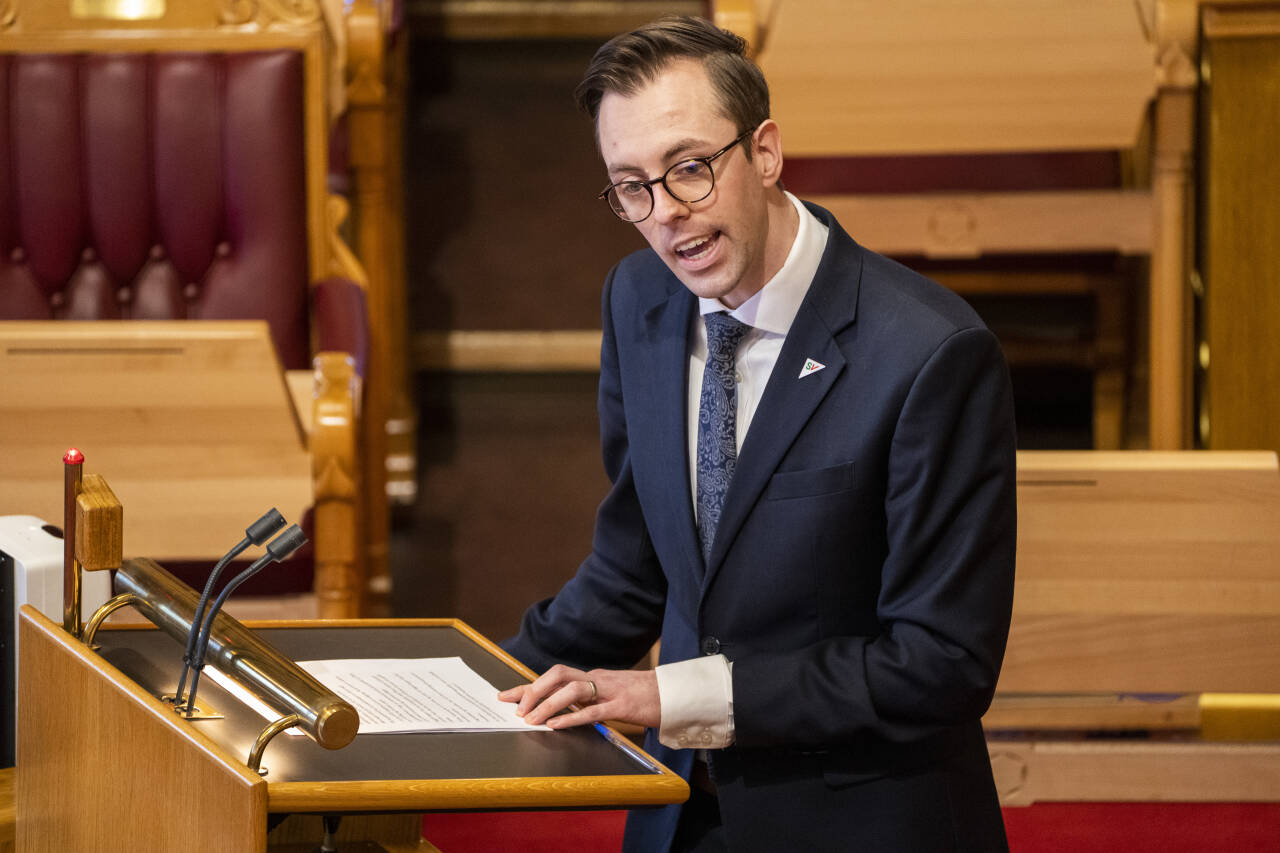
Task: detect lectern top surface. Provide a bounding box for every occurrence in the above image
[96,623,656,786]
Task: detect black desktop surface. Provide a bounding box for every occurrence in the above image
[96,623,652,786]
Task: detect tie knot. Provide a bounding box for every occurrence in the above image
[704,311,749,358]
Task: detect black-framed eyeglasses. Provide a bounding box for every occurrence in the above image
[597,127,755,223]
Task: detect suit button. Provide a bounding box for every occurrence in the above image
[700,636,720,655]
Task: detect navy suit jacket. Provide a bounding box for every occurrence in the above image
[505,203,1017,852]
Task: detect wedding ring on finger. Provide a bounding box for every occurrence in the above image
[586,680,598,703]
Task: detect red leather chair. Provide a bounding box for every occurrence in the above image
[0,3,371,616]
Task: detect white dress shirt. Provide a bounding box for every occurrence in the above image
[655,192,829,750]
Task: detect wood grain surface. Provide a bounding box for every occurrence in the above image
[16,607,267,851]
[1003,451,1280,694]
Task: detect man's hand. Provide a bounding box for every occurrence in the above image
[498,664,661,730]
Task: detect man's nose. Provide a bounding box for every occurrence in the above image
[650,182,690,225]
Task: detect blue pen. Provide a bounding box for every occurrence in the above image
[593,721,664,774]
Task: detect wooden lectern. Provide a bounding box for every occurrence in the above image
[13,467,685,850]
[15,606,686,851]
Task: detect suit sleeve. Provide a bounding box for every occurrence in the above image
[501,267,668,675]
[731,326,1017,747]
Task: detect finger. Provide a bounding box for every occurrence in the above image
[512,666,568,712]
[497,685,526,703]
[513,665,579,716]
[524,680,596,725]
[545,703,607,730]
[522,681,583,725]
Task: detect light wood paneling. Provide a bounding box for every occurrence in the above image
[1148,85,1195,449]
[0,768,13,853]
[711,0,1193,448]
[0,322,311,561]
[984,693,1200,731]
[268,773,689,813]
[809,191,1152,259]
[746,0,1155,156]
[16,607,268,851]
[409,0,703,38]
[1002,451,1280,694]
[415,330,603,372]
[1200,25,1280,452]
[1203,6,1280,38]
[989,740,1280,805]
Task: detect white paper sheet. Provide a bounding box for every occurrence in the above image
[205,656,549,735]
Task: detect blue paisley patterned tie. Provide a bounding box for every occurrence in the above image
[696,311,750,563]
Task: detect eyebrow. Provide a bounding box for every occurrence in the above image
[606,137,718,180]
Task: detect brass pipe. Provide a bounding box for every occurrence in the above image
[62,448,84,637]
[247,713,303,774]
[111,557,359,750]
[82,593,142,647]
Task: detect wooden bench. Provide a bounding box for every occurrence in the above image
[712,0,1201,448]
[988,451,1280,804]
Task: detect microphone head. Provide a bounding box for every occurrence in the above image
[266,524,308,562]
[246,509,287,545]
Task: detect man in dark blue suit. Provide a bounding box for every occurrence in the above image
[499,16,1016,852]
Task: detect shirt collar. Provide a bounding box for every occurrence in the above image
[699,191,829,336]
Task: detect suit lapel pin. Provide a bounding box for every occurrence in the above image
[798,358,826,378]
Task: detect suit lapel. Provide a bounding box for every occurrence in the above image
[637,282,706,579]
[703,212,864,588]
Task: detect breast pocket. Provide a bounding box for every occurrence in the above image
[764,461,856,501]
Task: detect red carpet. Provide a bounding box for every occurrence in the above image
[1002,803,1280,852]
[424,804,1280,852]
[423,810,627,852]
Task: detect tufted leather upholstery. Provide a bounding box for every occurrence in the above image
[0,49,348,372]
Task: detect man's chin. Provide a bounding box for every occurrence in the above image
[667,269,737,304]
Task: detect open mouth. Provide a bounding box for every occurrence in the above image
[674,232,720,262]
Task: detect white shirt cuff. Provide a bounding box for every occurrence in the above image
[654,654,735,750]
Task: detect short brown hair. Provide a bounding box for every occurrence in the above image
[575,16,770,137]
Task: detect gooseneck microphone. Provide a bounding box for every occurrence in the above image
[172,509,286,709]
[183,524,308,715]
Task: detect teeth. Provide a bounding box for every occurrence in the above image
[676,235,712,254]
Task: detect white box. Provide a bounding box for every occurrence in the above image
[2,515,112,766]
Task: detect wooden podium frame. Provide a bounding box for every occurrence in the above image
[15,608,686,851]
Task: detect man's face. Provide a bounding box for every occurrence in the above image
[596,60,779,308]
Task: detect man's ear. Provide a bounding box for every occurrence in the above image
[752,119,784,187]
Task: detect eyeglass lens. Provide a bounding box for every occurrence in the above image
[606,160,716,222]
